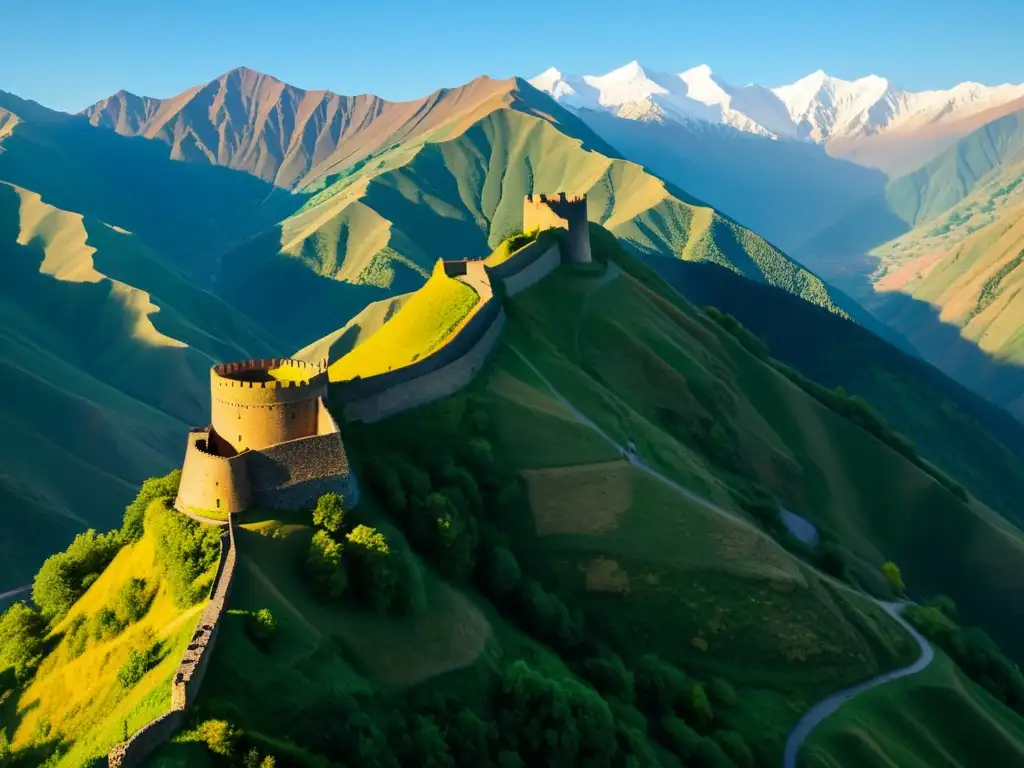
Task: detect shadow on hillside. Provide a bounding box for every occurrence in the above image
[642,255,1024,526]
[803,248,1024,419]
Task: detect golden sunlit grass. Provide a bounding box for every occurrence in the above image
[329,260,480,382]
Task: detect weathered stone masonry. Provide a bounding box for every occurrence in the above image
[106,514,237,768]
[176,358,358,517]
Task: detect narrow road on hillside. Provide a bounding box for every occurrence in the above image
[0,585,30,601]
[782,602,934,767]
[505,343,937,767]
[507,343,768,540]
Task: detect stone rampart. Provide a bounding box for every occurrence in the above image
[490,241,562,297]
[343,308,507,423]
[107,515,238,768]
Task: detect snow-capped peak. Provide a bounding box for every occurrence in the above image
[531,60,1024,145]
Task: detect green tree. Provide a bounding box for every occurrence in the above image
[712,730,754,768]
[480,545,522,598]
[306,530,348,600]
[116,641,163,689]
[313,493,345,534]
[882,561,906,595]
[0,602,46,681]
[148,502,222,606]
[246,608,277,650]
[115,577,153,624]
[122,469,182,542]
[409,715,454,768]
[197,719,240,758]
[346,525,400,613]
[32,529,123,618]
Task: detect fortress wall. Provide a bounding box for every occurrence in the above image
[344,308,506,424]
[175,429,250,515]
[247,400,359,509]
[331,293,502,402]
[524,193,591,264]
[108,515,238,767]
[494,241,562,297]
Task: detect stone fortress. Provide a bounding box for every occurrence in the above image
[175,357,357,517]
[107,192,592,766]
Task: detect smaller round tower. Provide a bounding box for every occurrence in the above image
[210,358,328,454]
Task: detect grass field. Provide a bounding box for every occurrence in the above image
[483,228,543,267]
[1,523,213,767]
[328,260,480,382]
[801,651,1024,767]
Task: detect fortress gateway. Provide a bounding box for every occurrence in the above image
[175,358,357,517]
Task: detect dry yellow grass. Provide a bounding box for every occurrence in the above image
[523,460,633,536]
[329,260,479,381]
[11,531,205,763]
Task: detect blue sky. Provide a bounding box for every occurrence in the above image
[4,0,1022,112]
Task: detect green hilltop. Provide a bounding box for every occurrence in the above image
[4,229,1024,767]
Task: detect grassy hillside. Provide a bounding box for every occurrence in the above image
[639,255,1024,531]
[801,651,1024,767]
[329,260,480,380]
[0,499,220,767]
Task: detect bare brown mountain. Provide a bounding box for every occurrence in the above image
[84,67,524,189]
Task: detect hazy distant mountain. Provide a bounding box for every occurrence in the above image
[532,62,1024,176]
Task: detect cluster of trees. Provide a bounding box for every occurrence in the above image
[148,498,223,606]
[244,608,276,651]
[0,603,46,683]
[906,597,1024,715]
[304,493,424,614]
[31,529,123,620]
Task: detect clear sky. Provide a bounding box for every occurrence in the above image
[4,0,1023,113]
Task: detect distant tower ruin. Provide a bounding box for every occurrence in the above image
[523,192,592,264]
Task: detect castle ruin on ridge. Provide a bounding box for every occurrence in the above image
[523,192,592,264]
[175,358,357,517]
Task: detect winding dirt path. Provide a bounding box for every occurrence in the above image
[505,343,937,767]
[782,602,934,767]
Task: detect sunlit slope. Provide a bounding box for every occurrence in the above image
[329,261,479,380]
[802,652,1024,768]
[0,176,282,587]
[4,517,212,767]
[0,105,297,284]
[496,237,1024,667]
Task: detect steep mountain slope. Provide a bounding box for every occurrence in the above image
[798,108,1024,419]
[84,67,535,190]
[165,72,884,349]
[0,101,288,588]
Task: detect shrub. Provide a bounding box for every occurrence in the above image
[478,545,522,598]
[65,615,90,659]
[197,719,240,758]
[346,525,400,613]
[148,502,222,606]
[409,715,454,768]
[243,749,277,768]
[0,602,46,681]
[635,654,689,715]
[661,716,732,767]
[32,529,123,619]
[518,582,582,651]
[681,682,714,732]
[116,640,163,689]
[90,607,125,642]
[313,493,345,534]
[122,469,182,542]
[246,608,277,650]
[706,678,738,708]
[712,730,754,767]
[426,492,478,579]
[882,561,905,596]
[448,708,495,766]
[115,577,154,624]
[366,456,407,514]
[306,530,348,600]
[578,653,636,704]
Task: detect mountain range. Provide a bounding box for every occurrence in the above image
[531,61,1024,175]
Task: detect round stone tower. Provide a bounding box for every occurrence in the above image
[209,358,328,454]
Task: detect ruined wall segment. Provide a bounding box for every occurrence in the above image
[524,193,591,264]
[489,239,562,297]
[211,358,328,453]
